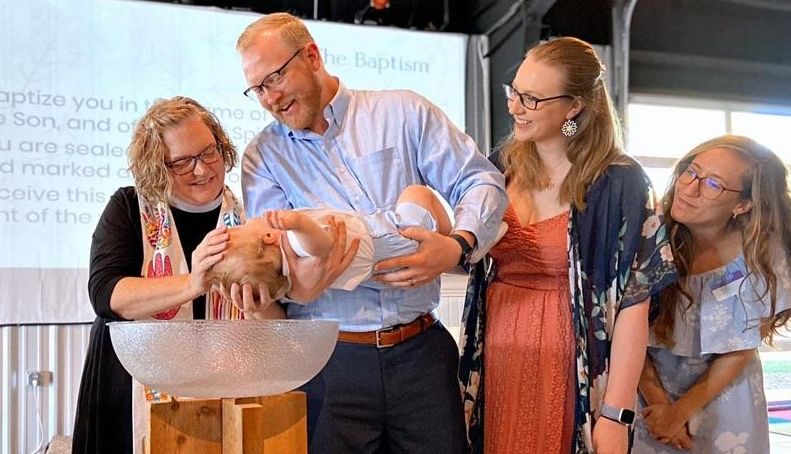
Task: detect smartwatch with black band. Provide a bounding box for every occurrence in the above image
[449,233,473,267]
[599,403,635,426]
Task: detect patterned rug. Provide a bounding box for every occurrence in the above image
[764,351,791,436]
[769,405,791,436]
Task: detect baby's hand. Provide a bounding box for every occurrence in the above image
[265,210,304,231]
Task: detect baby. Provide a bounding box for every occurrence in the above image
[208,185,452,301]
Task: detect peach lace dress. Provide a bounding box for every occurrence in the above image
[484,204,575,453]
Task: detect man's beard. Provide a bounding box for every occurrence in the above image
[273,81,321,131]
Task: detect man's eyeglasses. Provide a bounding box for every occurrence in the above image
[503,84,574,110]
[243,48,304,102]
[677,166,745,200]
[165,144,222,175]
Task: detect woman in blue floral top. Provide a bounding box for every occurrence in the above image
[634,135,791,453]
[458,37,676,453]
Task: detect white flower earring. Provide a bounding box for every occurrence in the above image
[561,119,578,137]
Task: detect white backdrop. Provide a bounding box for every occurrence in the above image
[0,0,468,324]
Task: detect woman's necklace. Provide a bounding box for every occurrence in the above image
[544,159,571,189]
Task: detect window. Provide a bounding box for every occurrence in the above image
[731,111,791,162]
[627,97,791,192]
[628,104,727,160]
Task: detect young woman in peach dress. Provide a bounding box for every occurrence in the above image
[459,37,676,453]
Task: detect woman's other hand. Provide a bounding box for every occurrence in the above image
[226,282,284,319]
[188,225,229,298]
[642,402,689,444]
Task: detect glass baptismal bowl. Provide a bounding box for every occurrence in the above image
[109,319,339,398]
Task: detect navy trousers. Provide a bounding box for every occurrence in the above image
[299,322,467,454]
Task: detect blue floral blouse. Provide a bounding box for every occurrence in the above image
[634,253,791,453]
[458,157,677,453]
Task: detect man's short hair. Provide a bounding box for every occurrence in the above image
[236,12,315,53]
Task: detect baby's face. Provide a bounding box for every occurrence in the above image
[244,217,282,246]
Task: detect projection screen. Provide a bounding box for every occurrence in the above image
[0,0,467,324]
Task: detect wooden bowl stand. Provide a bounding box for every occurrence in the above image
[147,391,307,453]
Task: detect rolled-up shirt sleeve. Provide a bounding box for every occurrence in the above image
[453,185,507,260]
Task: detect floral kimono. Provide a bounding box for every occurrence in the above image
[458,158,676,453]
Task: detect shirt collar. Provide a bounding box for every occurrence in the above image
[168,190,223,213]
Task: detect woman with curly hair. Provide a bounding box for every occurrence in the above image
[634,135,791,453]
[71,96,281,454]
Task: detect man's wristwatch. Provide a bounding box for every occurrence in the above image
[449,233,473,267]
[600,403,635,426]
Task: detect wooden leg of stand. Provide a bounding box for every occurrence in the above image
[222,392,307,454]
[149,399,222,454]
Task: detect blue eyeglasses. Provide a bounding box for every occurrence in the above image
[677,166,744,200]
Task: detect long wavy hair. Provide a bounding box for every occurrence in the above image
[653,135,791,346]
[127,96,237,204]
[499,37,628,210]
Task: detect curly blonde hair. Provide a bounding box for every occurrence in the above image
[653,135,791,346]
[127,96,237,204]
[500,37,628,210]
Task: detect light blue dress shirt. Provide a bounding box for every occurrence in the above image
[242,82,507,331]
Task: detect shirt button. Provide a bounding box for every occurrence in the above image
[339,168,346,173]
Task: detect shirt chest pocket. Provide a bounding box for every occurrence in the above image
[347,147,406,205]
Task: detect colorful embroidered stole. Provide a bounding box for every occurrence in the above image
[132,186,244,453]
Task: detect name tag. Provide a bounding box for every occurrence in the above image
[710,268,745,302]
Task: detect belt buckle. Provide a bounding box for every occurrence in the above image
[375,327,397,349]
